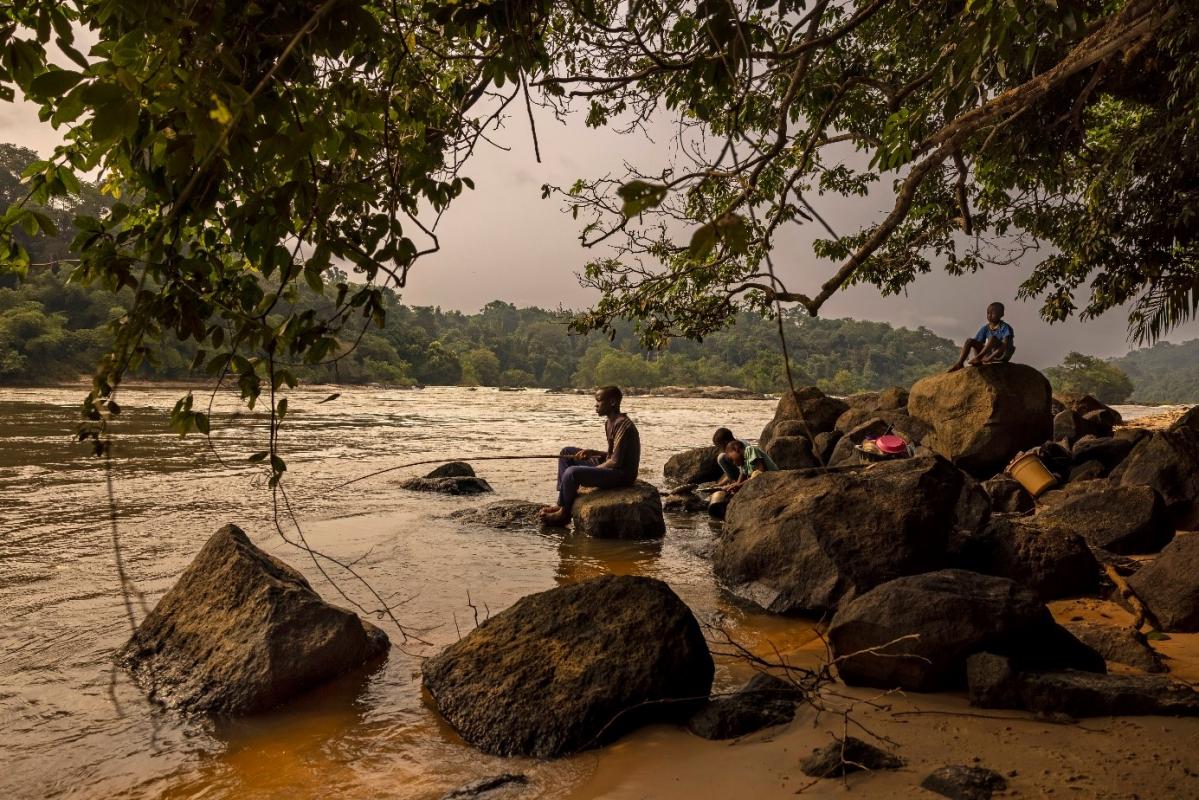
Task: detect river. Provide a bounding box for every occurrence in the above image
[1,384,829,799]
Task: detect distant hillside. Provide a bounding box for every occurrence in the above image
[1111,339,1199,404]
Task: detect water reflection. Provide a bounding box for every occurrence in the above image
[554,533,664,585]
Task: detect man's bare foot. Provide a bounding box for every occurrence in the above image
[541,509,571,527]
[946,363,964,373]
[539,505,561,518]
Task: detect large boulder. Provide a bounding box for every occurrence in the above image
[1169,405,1199,434]
[421,575,714,757]
[764,434,820,469]
[117,524,389,714]
[967,652,1199,717]
[1035,482,1173,555]
[951,518,1099,600]
[908,363,1053,476]
[827,569,1103,691]
[663,446,722,486]
[571,480,666,539]
[1127,534,1199,631]
[1054,393,1123,424]
[770,387,848,437]
[714,456,988,615]
[1113,428,1199,529]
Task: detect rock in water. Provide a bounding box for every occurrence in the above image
[397,476,493,494]
[686,672,801,740]
[451,500,545,530]
[827,570,1103,691]
[714,456,987,615]
[1114,428,1199,529]
[799,736,904,778]
[950,518,1099,600]
[663,446,722,486]
[1035,482,1172,555]
[966,652,1199,717]
[908,363,1053,476]
[571,481,665,539]
[421,575,714,757]
[118,524,389,714]
[426,461,476,478]
[920,765,1007,800]
[1127,534,1199,631]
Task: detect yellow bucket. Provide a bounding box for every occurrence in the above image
[1008,453,1058,497]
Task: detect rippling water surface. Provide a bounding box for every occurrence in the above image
[1,384,816,800]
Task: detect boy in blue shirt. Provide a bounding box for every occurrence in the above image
[948,301,1015,372]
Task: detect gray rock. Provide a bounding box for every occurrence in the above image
[1053,409,1088,445]
[1114,428,1199,529]
[920,765,1007,800]
[1072,435,1134,473]
[966,652,1199,717]
[771,387,849,436]
[1169,405,1199,434]
[1055,393,1123,424]
[1035,482,1173,555]
[813,430,842,464]
[426,461,477,478]
[1083,407,1120,436]
[1063,622,1166,673]
[982,475,1033,513]
[118,525,389,714]
[663,446,722,486]
[421,575,713,757]
[451,500,545,530]
[909,363,1054,476]
[1127,534,1199,631]
[572,480,666,539]
[771,419,815,439]
[828,570,1104,692]
[1116,426,1152,446]
[799,736,904,778]
[764,434,819,469]
[663,490,707,513]
[686,672,801,740]
[398,476,494,494]
[715,457,986,615]
[951,518,1099,601]
[1066,460,1105,483]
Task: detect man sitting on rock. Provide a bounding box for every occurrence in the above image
[540,386,641,526]
[948,301,1015,372]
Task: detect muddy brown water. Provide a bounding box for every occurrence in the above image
[1,384,837,799]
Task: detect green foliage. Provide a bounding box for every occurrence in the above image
[1045,352,1135,404]
[0,264,957,394]
[1111,339,1199,404]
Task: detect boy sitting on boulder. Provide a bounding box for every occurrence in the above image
[948,301,1015,372]
[712,427,741,485]
[540,386,641,526]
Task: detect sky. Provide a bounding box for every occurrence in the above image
[3,82,1197,369]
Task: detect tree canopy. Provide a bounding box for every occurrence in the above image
[1,0,1196,480]
[1044,351,1134,404]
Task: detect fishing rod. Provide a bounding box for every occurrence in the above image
[333,453,570,491]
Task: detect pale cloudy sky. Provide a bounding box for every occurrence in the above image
[3,87,1197,368]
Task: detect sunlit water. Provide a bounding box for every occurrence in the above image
[0,384,832,800]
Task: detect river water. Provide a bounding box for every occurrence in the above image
[0,384,826,800]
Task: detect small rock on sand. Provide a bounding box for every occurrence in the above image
[686,672,801,740]
[799,736,904,778]
[920,765,1008,800]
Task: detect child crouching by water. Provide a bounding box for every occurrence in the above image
[708,438,778,518]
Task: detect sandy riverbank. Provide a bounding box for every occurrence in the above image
[565,596,1199,799]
